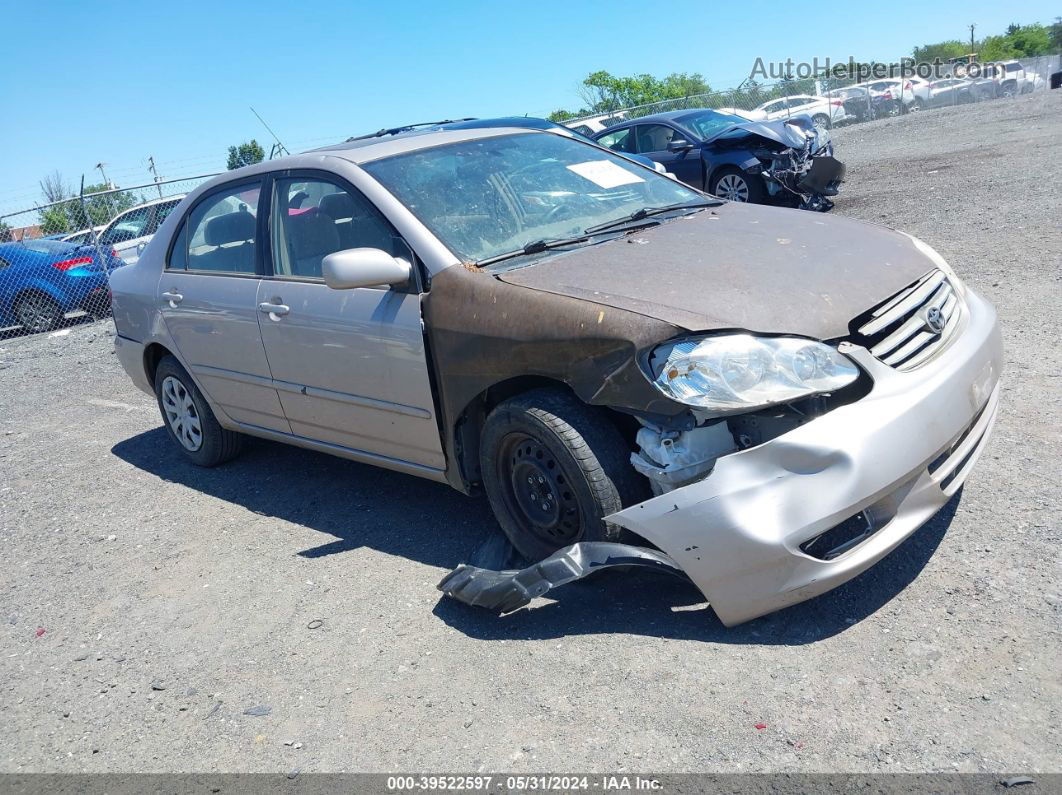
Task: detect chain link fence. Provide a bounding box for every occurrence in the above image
[0,175,216,337]
[563,54,1061,132]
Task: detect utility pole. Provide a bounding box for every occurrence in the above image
[969,23,976,52]
[148,156,164,198]
[95,162,112,189]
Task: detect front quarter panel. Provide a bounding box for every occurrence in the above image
[422,265,688,490]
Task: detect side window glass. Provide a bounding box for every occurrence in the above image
[595,128,634,153]
[635,124,676,153]
[270,177,395,280]
[100,207,150,245]
[185,183,261,274]
[167,221,187,271]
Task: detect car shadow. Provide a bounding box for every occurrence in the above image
[111,428,501,571]
[112,427,958,645]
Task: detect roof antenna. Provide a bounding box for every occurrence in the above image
[250,106,289,157]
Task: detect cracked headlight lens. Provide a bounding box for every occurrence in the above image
[652,334,859,411]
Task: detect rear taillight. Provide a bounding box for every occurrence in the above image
[831,99,843,106]
[110,248,119,260]
[52,256,94,271]
[883,91,893,99]
[904,81,913,90]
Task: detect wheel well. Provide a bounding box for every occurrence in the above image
[143,342,172,387]
[13,287,59,308]
[452,376,637,492]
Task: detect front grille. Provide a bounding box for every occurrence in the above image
[853,269,964,371]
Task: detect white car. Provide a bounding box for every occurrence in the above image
[865,78,931,111]
[97,195,185,265]
[752,95,848,128]
[563,111,628,137]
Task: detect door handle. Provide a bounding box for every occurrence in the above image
[259,302,290,318]
[161,291,183,306]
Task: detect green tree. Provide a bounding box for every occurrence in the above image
[547,108,579,122]
[980,23,1052,60]
[1049,17,1062,51]
[912,40,970,63]
[0,221,11,242]
[227,139,266,170]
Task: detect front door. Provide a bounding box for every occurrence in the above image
[157,179,290,434]
[255,174,445,471]
[634,124,703,188]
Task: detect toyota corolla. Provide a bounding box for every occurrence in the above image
[108,126,1002,626]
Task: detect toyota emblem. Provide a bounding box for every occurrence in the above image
[923,305,946,334]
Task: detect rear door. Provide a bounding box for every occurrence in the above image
[255,172,445,471]
[157,179,290,433]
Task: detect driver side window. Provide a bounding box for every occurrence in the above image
[634,124,676,154]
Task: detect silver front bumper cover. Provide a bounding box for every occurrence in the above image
[607,286,1003,625]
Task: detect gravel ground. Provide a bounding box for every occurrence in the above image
[1,93,1059,775]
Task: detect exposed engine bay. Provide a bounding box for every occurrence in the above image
[732,117,844,212]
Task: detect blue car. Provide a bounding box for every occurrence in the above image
[0,239,124,333]
[593,108,844,212]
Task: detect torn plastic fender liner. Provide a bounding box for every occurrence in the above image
[437,542,687,613]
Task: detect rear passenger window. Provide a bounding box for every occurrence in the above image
[183,183,261,274]
[595,128,634,153]
[270,177,395,280]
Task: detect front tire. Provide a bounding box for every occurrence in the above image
[154,355,243,467]
[479,388,645,561]
[812,113,831,129]
[14,292,63,334]
[709,167,766,204]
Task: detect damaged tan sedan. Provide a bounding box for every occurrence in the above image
[109,125,1002,626]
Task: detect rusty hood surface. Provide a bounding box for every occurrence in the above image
[497,201,935,340]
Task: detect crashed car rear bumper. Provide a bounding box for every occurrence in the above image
[606,287,1003,626]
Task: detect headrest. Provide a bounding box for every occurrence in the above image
[319,192,356,220]
[204,211,256,246]
[287,209,340,258]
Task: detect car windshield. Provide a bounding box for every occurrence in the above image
[362,132,702,264]
[676,110,747,139]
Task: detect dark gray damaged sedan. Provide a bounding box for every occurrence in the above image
[110,127,1002,625]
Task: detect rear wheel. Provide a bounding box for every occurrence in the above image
[154,355,243,467]
[709,167,766,204]
[479,388,645,561]
[14,292,63,334]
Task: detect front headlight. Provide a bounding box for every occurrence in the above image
[651,334,859,411]
[902,233,966,297]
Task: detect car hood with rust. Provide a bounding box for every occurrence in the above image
[496,201,935,340]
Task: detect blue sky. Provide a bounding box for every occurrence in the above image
[1,0,1058,213]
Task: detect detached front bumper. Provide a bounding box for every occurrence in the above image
[607,287,1003,625]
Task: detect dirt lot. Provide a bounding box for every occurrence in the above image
[1,93,1059,775]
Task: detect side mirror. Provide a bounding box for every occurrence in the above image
[667,139,692,152]
[322,247,411,290]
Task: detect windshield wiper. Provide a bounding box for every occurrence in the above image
[476,236,592,267]
[583,200,722,235]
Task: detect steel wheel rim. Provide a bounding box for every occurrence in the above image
[161,376,203,451]
[716,174,750,202]
[17,295,60,332]
[498,432,580,545]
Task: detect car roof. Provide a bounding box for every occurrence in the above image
[117,194,186,211]
[306,126,542,164]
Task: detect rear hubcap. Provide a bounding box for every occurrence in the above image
[161,376,203,451]
[500,433,580,545]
